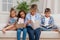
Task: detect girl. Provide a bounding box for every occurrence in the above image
[2,8,17,33]
[17,10,27,40]
[41,8,58,31]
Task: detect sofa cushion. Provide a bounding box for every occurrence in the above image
[0,31,60,39]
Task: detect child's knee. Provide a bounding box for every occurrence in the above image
[23,28,27,32]
[17,29,21,32]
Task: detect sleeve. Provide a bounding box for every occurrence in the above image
[51,17,54,25]
[39,14,41,25]
[40,16,44,26]
[38,14,41,26]
[17,19,20,24]
[14,17,18,24]
[25,14,28,24]
[48,17,54,27]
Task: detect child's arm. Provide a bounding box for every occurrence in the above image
[23,24,26,28]
[40,16,45,26]
[48,17,54,27]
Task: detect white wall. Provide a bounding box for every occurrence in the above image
[45,0,60,14]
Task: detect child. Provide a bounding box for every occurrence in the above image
[41,8,58,31]
[17,10,27,40]
[2,8,17,33]
[25,4,41,40]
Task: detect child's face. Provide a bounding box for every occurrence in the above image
[20,12,25,18]
[45,12,51,17]
[30,9,36,15]
[11,11,16,17]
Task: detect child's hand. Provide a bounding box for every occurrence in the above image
[27,20,32,24]
[23,24,26,28]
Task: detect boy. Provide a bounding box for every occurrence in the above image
[41,8,58,31]
[25,4,41,40]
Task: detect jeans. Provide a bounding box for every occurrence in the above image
[27,26,41,40]
[17,28,27,40]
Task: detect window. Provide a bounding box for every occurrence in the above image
[2,0,13,12]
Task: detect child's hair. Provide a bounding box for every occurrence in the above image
[10,8,16,17]
[30,4,37,10]
[17,10,26,19]
[45,8,51,13]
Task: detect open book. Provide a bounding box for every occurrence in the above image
[16,18,25,29]
[16,23,25,29]
[32,20,40,29]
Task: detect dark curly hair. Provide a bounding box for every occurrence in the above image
[17,10,26,21]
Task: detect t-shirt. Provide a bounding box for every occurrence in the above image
[44,17,50,26]
[17,18,24,24]
[8,17,17,25]
[30,15,40,29]
[31,15,35,23]
[16,18,25,28]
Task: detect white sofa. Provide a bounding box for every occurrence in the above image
[0,14,60,40]
[0,31,60,40]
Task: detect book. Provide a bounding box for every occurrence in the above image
[16,23,25,29]
[32,20,40,29]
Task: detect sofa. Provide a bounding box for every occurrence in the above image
[0,14,60,40]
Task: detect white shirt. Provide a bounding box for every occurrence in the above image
[17,18,24,24]
[31,15,35,23]
[31,15,40,29]
[44,17,50,26]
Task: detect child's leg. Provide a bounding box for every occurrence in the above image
[51,25,58,31]
[34,28,41,40]
[4,25,15,30]
[2,25,9,33]
[23,28,27,40]
[2,25,16,33]
[40,27,48,31]
[10,25,16,30]
[17,29,21,40]
[45,25,58,31]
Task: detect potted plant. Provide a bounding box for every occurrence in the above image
[16,1,29,13]
[15,0,39,13]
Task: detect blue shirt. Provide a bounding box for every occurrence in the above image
[9,17,17,25]
[25,13,41,27]
[41,16,54,26]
